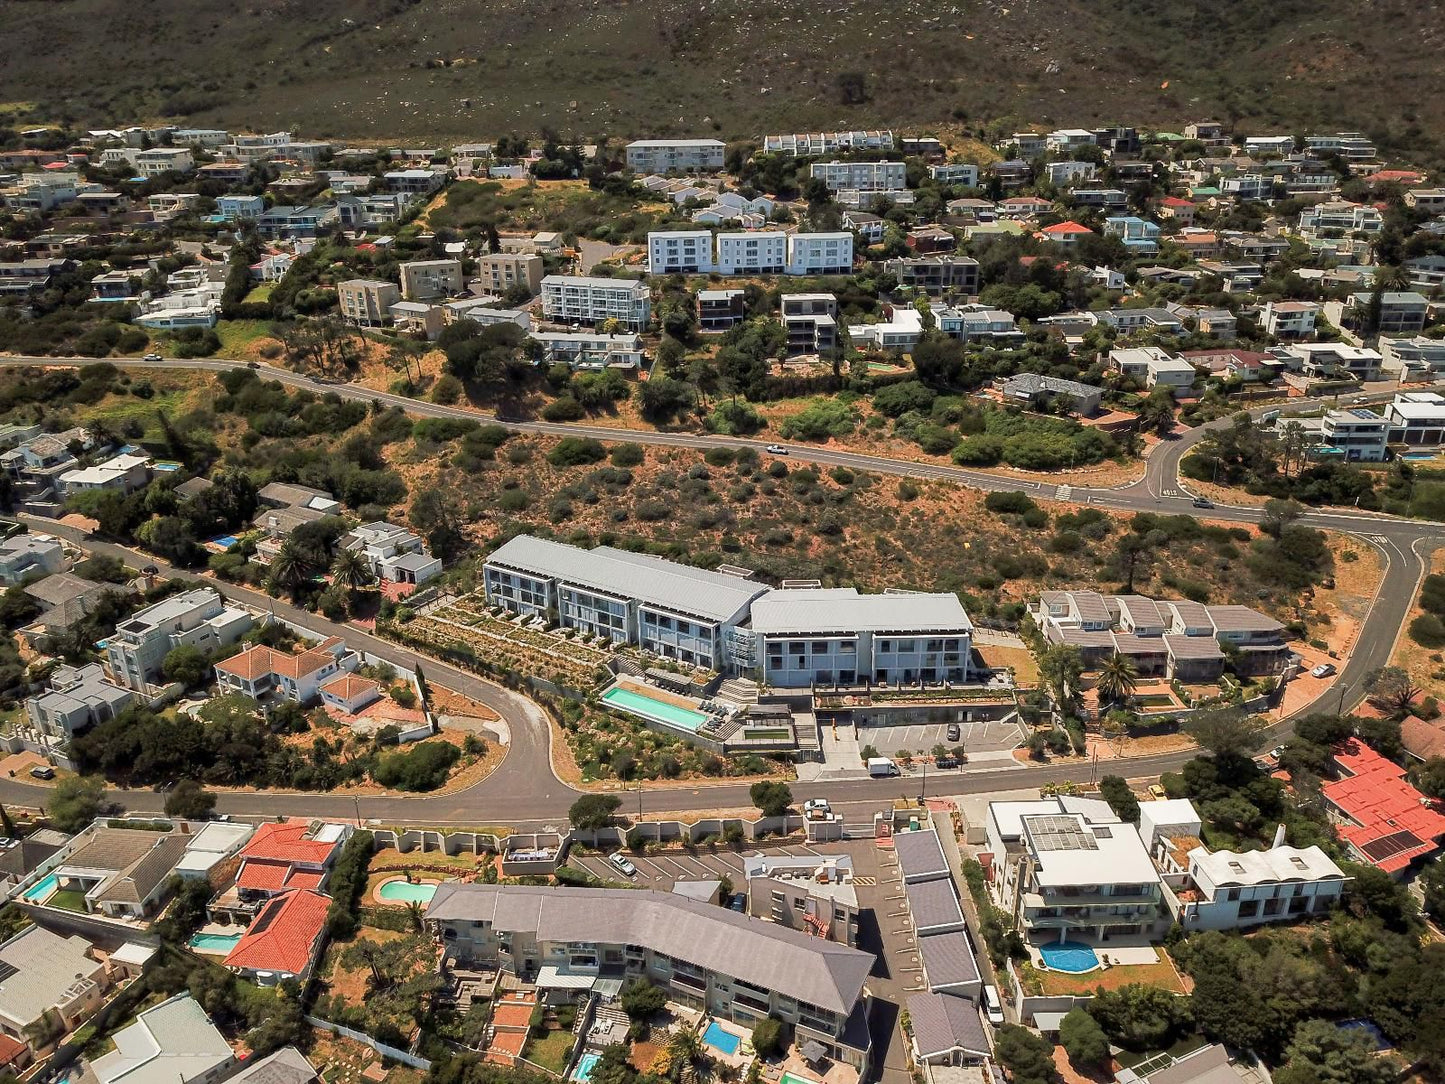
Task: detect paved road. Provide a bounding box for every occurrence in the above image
[1,356,1439,826]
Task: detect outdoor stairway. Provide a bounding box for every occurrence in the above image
[717,677,759,704]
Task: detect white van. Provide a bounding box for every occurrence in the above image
[982,984,1004,1026]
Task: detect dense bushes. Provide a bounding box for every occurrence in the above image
[371,741,462,791]
[777,398,860,440]
[548,437,607,467]
[325,830,375,938]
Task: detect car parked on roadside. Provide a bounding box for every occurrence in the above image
[946,723,961,742]
[765,444,789,455]
[1310,663,1336,678]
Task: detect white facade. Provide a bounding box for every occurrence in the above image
[541,275,651,330]
[762,131,895,156]
[1260,300,1318,339]
[647,231,716,275]
[928,163,979,187]
[1321,408,1390,461]
[1383,338,1445,382]
[716,231,787,275]
[104,587,253,690]
[810,160,907,193]
[625,139,726,173]
[786,232,853,275]
[134,148,194,176]
[343,521,442,584]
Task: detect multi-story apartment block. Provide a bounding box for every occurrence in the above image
[1260,300,1319,339]
[476,252,543,296]
[104,588,252,690]
[786,232,853,275]
[427,883,875,1073]
[625,139,726,173]
[928,163,979,187]
[749,588,972,688]
[483,535,767,670]
[134,148,194,177]
[338,279,402,327]
[1348,290,1429,335]
[987,798,1163,945]
[781,294,838,355]
[1143,803,1348,930]
[541,275,651,330]
[884,255,980,296]
[715,231,787,275]
[647,230,716,275]
[1321,408,1391,461]
[531,331,646,371]
[399,259,463,301]
[743,852,861,946]
[696,288,746,331]
[762,131,894,156]
[809,160,907,193]
[1304,132,1377,161]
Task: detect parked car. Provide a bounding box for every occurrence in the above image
[1191,496,1214,509]
[934,756,959,769]
[29,765,55,780]
[946,723,961,742]
[608,852,637,877]
[1148,784,1167,800]
[982,985,1005,1026]
[729,893,746,911]
[803,798,831,815]
[1270,745,1286,761]
[1310,663,1336,678]
[765,444,789,455]
[143,352,162,362]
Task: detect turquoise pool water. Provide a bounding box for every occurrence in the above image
[781,1074,822,1084]
[23,873,59,903]
[703,1022,741,1056]
[1038,940,1100,973]
[571,1053,601,1082]
[601,686,709,732]
[211,535,240,548]
[189,932,242,953]
[378,880,439,903]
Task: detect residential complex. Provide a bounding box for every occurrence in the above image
[624,139,726,173]
[399,259,464,301]
[103,588,252,691]
[540,275,651,330]
[338,279,402,327]
[743,852,861,946]
[476,252,543,296]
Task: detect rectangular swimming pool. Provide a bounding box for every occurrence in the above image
[702,1021,741,1056]
[189,932,243,954]
[601,686,709,732]
[22,872,59,903]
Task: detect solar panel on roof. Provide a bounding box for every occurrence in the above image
[1025,815,1099,852]
[1359,829,1425,863]
[248,896,285,935]
[0,961,17,983]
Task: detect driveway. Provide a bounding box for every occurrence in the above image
[862,720,1025,758]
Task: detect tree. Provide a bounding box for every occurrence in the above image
[619,978,666,1020]
[160,644,209,688]
[163,779,217,819]
[751,1017,786,1057]
[1275,1018,1400,1084]
[1260,498,1304,539]
[49,775,105,833]
[664,1026,708,1082]
[993,1024,1059,1084]
[1038,644,1084,714]
[749,781,793,817]
[1094,653,1139,710]
[1366,666,1421,714]
[1059,1008,1110,1071]
[1136,387,1176,437]
[568,793,622,831]
[410,487,468,561]
[268,539,317,594]
[1088,983,1192,1052]
[330,547,374,591]
[1184,706,1257,758]
[1098,775,1141,823]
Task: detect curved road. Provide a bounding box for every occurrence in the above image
[0,356,1438,825]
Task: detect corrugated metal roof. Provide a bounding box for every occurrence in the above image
[917,932,980,992]
[903,878,965,931]
[486,536,766,624]
[750,588,971,636]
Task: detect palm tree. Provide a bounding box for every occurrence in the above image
[665,1029,708,1084]
[1094,653,1140,710]
[268,540,315,594]
[1375,264,1412,293]
[331,547,375,591]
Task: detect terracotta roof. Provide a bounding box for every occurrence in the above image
[320,675,379,700]
[224,889,329,976]
[0,1032,26,1068]
[216,639,344,682]
[235,858,326,892]
[1324,739,1445,873]
[1402,715,1445,762]
[1039,221,1092,235]
[1160,196,1195,208]
[240,821,341,865]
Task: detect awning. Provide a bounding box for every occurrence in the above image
[536,966,597,991]
[1032,1012,1068,1032]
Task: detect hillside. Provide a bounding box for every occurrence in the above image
[3,0,1443,156]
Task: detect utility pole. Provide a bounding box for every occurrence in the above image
[919,759,928,803]
[353,795,362,828]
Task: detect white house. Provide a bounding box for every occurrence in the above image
[0,533,64,585]
[929,163,979,187]
[214,635,358,705]
[342,521,443,585]
[540,275,651,330]
[1260,300,1319,339]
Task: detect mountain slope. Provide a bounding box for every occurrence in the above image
[2,0,1442,156]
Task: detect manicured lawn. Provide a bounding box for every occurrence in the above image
[1023,953,1190,996]
[48,889,89,912]
[524,1027,575,1073]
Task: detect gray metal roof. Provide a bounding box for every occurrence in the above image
[426,883,873,1013]
[917,931,981,992]
[1206,605,1284,634]
[749,588,971,636]
[904,878,965,932]
[0,926,104,1031]
[1164,634,1225,660]
[893,829,950,882]
[906,992,990,1060]
[486,536,767,624]
[93,993,234,1084]
[225,1047,317,1084]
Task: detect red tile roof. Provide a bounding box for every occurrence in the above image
[321,675,379,700]
[1039,221,1092,235]
[240,821,341,865]
[1324,740,1445,873]
[235,857,326,892]
[0,1032,26,1069]
[224,889,330,976]
[1160,196,1195,208]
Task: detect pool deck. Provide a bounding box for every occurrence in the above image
[1027,940,1160,970]
[699,1018,754,1071]
[371,874,443,905]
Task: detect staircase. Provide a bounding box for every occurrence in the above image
[717,677,760,704]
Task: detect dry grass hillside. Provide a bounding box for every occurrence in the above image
[4,0,1443,159]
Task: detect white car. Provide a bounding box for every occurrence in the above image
[802,798,831,815]
[608,852,637,877]
[1310,663,1336,679]
[765,444,789,455]
[143,352,162,362]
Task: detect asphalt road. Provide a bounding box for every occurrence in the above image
[0,355,1439,827]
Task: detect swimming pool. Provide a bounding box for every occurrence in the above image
[601,686,709,733]
[781,1073,822,1084]
[378,880,439,903]
[702,1021,741,1056]
[571,1053,601,1082]
[210,535,240,549]
[1038,940,1100,973]
[189,932,243,954]
[22,873,59,903]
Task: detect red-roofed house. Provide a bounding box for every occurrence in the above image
[212,820,348,922]
[223,889,330,985]
[1158,196,1197,223]
[1402,715,1445,763]
[1033,221,1094,249]
[1323,739,1445,876]
[1366,170,1424,187]
[215,636,358,706]
[319,674,381,715]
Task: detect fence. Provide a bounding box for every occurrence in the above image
[306,1016,433,1070]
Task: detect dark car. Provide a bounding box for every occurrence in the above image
[1191,496,1214,509]
[729,893,746,911]
[935,756,959,769]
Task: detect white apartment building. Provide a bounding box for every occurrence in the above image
[531,331,646,370]
[786,232,853,275]
[1305,132,1377,160]
[1298,201,1383,235]
[743,852,861,946]
[427,883,875,1074]
[0,532,64,585]
[541,275,651,330]
[1321,408,1390,461]
[1382,337,1445,382]
[1243,135,1296,157]
[763,131,895,156]
[716,231,787,275]
[483,535,767,671]
[929,163,979,187]
[104,588,252,690]
[338,279,401,327]
[1260,300,1319,339]
[987,798,1163,945]
[809,160,907,193]
[399,259,463,300]
[1385,391,1445,445]
[749,588,972,689]
[647,230,716,275]
[624,139,726,174]
[134,148,194,177]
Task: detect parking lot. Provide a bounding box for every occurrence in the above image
[567,841,857,891]
[862,718,1026,758]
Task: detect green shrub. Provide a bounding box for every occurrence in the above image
[1411,613,1445,648]
[541,397,585,421]
[548,437,607,467]
[371,742,461,791]
[610,443,645,467]
[777,398,859,441]
[984,491,1038,515]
